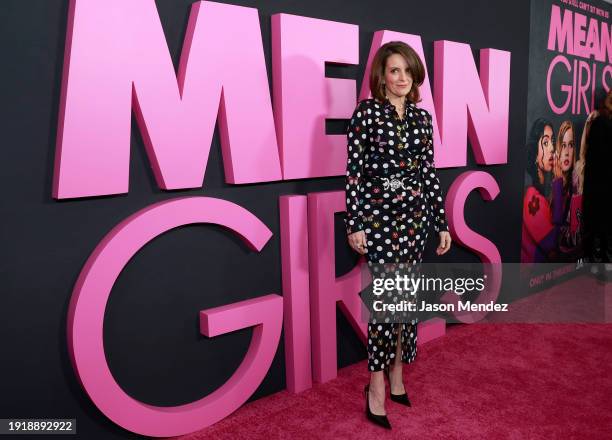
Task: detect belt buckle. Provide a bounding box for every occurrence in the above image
[381,177,406,191]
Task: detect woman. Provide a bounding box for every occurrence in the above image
[573,111,599,197]
[559,112,598,259]
[554,120,576,195]
[344,41,451,429]
[553,121,578,260]
[583,88,612,268]
[521,118,564,263]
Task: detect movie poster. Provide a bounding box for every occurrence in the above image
[521,0,611,287]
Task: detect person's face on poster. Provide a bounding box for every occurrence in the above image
[560,127,574,173]
[537,125,554,173]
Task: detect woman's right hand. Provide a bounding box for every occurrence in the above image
[348,230,367,255]
[586,110,599,124]
[553,150,564,180]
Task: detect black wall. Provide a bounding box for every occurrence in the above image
[0,0,529,438]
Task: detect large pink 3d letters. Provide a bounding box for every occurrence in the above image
[67,197,281,437]
[279,195,313,393]
[54,0,281,199]
[433,42,510,167]
[272,13,358,179]
[55,0,514,435]
[442,171,502,323]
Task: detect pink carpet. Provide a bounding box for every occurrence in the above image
[175,277,612,439]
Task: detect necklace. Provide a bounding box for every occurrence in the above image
[389,103,404,121]
[385,94,406,120]
[394,102,406,121]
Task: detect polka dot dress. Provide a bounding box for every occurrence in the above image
[344,96,449,372]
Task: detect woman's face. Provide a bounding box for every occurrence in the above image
[384,54,413,99]
[560,127,574,172]
[537,125,554,172]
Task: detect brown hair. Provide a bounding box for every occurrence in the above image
[597,88,612,119]
[555,120,576,189]
[369,41,425,104]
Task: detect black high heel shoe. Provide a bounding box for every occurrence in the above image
[384,366,412,407]
[364,384,392,429]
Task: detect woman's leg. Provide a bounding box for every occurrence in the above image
[368,370,386,415]
[388,322,417,394]
[364,212,407,414]
[367,322,391,415]
[385,204,425,390]
[388,324,406,394]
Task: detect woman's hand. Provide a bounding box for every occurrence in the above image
[348,230,367,255]
[436,231,452,255]
[553,150,564,180]
[586,110,599,124]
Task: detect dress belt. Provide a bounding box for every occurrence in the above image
[365,171,421,191]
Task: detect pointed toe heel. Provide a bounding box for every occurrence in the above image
[364,384,392,429]
[384,366,412,407]
[390,391,412,406]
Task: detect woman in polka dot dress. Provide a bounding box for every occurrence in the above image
[344,41,452,429]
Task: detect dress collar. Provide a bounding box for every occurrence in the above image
[380,95,413,115]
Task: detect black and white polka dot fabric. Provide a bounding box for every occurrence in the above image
[344,96,449,372]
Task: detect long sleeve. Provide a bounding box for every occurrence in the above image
[344,102,368,235]
[550,177,565,226]
[523,178,564,260]
[421,111,449,233]
[558,193,582,259]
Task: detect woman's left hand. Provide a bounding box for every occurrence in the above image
[436,231,452,255]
